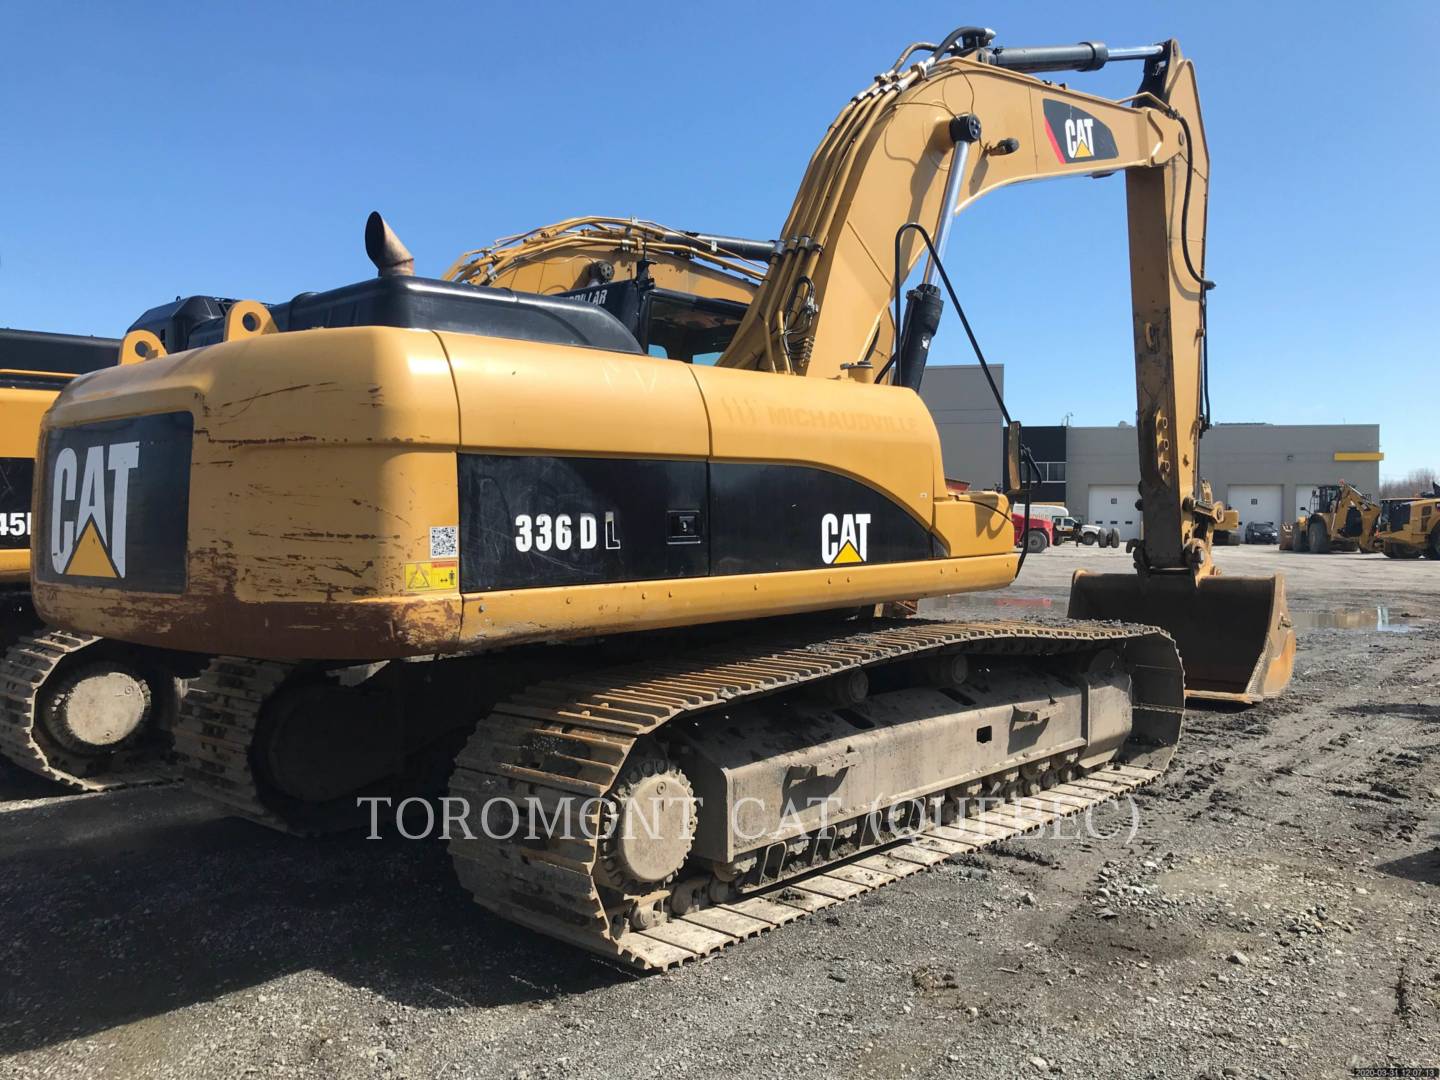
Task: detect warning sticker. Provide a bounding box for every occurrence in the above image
[404,559,458,592]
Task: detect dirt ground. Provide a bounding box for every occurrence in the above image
[2,545,1436,1080]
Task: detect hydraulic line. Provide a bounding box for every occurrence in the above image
[880,222,1037,568]
[1173,112,1215,433]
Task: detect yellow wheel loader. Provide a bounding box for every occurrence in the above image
[1376,483,1440,559]
[1288,481,1380,554]
[32,24,1292,968]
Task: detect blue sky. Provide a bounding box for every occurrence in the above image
[3,2,1436,477]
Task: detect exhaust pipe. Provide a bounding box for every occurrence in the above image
[365,212,414,277]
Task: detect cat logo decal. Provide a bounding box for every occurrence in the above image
[50,442,139,578]
[38,411,194,594]
[1042,100,1118,165]
[822,513,870,565]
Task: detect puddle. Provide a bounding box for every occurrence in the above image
[1290,606,1412,633]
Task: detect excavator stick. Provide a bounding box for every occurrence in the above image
[1068,571,1295,704]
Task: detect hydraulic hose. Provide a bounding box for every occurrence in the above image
[1174,112,1214,434]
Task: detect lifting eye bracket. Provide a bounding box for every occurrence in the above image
[119,329,166,365]
[223,301,278,342]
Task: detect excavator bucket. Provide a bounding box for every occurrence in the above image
[1068,571,1295,704]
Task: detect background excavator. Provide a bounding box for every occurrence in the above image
[446,217,766,365]
[445,217,766,363]
[0,329,203,790]
[31,23,1292,968]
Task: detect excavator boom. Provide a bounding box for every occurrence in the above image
[702,29,1293,700]
[445,216,768,364]
[446,216,766,303]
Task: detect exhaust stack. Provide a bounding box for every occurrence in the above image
[365,212,415,277]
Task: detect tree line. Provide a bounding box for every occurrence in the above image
[1379,467,1438,499]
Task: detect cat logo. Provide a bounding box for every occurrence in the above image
[1064,117,1095,158]
[1041,99,1118,165]
[37,411,192,594]
[49,442,139,579]
[821,512,869,565]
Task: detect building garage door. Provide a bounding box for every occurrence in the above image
[1294,484,1322,518]
[1227,484,1283,535]
[1087,485,1141,541]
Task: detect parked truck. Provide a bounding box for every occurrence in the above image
[1012,512,1053,553]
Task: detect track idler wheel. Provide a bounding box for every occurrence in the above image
[39,660,154,757]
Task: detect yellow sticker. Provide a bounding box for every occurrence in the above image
[404,559,458,592]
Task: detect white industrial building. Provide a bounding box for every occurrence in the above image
[919,365,1383,541]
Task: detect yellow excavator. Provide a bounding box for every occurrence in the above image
[0,227,765,792]
[444,216,767,363]
[448,216,764,297]
[1,329,203,790]
[31,24,1292,968]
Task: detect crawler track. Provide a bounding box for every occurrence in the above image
[172,655,480,834]
[448,618,1184,970]
[0,629,176,791]
[169,657,298,829]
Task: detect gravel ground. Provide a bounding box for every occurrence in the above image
[1,545,1436,1079]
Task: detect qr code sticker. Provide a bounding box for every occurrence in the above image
[429,526,458,559]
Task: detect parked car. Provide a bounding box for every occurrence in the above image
[1245,520,1279,544]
